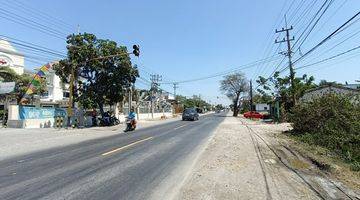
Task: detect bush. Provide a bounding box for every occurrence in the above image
[289,94,360,168]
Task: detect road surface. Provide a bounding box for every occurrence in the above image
[0,113,225,200]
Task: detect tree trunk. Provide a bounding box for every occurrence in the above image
[232,93,240,117]
[98,102,105,118]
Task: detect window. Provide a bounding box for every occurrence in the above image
[63,91,70,98]
[264,107,267,110]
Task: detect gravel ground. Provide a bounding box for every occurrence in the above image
[175,114,323,200]
[0,116,181,161]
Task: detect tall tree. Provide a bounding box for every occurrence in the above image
[53,33,139,116]
[0,67,46,103]
[257,71,316,116]
[220,73,249,117]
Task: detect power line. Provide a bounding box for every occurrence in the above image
[302,25,360,65]
[252,0,298,80]
[292,0,334,50]
[293,11,360,64]
[0,34,66,55]
[5,0,75,31]
[163,56,280,84]
[0,7,68,37]
[295,44,360,70]
[0,13,65,40]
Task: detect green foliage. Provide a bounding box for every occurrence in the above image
[0,67,19,82]
[0,109,4,119]
[53,33,139,115]
[0,67,46,102]
[252,93,272,104]
[257,71,316,119]
[290,94,360,170]
[215,104,225,110]
[176,95,211,111]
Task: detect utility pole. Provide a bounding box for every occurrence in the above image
[128,87,132,114]
[275,16,296,105]
[173,82,178,97]
[150,74,162,119]
[250,80,253,112]
[67,66,75,128]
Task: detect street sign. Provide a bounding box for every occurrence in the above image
[0,82,15,94]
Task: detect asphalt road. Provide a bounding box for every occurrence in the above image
[0,113,225,200]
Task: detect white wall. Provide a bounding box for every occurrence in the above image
[255,104,270,112]
[0,40,24,75]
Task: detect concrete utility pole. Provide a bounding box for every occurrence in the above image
[250,80,253,112]
[275,16,296,105]
[150,74,162,119]
[173,83,178,97]
[128,87,132,114]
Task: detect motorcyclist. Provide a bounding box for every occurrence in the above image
[125,108,136,131]
[128,108,136,120]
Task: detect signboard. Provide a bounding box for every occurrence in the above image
[0,56,11,67]
[19,106,67,119]
[0,82,15,94]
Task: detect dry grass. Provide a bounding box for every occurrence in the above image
[282,133,360,191]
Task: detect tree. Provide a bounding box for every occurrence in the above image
[0,67,19,82]
[53,33,139,117]
[175,95,212,111]
[220,73,249,117]
[257,71,316,119]
[0,67,46,103]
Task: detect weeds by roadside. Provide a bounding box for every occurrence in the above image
[289,94,360,171]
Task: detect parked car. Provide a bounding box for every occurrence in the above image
[243,111,265,119]
[182,108,199,121]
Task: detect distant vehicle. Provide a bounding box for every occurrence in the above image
[182,108,199,121]
[243,111,265,119]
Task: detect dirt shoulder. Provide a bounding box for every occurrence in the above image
[175,115,360,200]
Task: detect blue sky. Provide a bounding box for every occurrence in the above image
[1,0,360,105]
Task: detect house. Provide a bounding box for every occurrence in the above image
[255,103,270,113]
[300,85,359,102]
[344,83,360,90]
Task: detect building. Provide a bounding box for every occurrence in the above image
[39,67,70,107]
[0,39,24,75]
[300,85,359,102]
[255,103,270,113]
[344,83,360,90]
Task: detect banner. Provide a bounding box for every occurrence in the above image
[20,63,51,103]
[19,106,67,119]
[0,82,15,94]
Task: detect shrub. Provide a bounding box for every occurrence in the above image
[289,94,360,168]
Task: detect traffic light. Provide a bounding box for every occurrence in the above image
[132,45,140,57]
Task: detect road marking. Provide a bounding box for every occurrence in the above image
[173,124,187,130]
[101,137,153,156]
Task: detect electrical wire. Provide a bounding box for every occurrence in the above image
[295,44,360,70]
[293,11,360,64]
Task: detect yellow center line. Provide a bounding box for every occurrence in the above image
[174,124,187,130]
[101,137,153,156]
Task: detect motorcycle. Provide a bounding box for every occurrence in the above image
[124,117,136,132]
[98,115,120,126]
